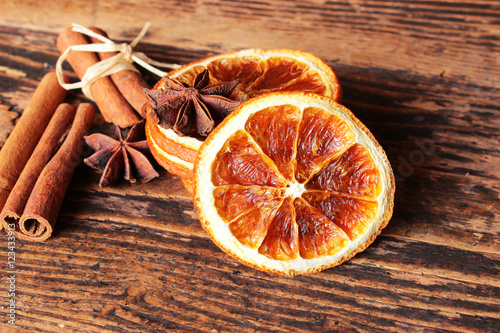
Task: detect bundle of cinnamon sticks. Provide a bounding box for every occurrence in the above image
[0,72,94,241]
[56,26,151,128]
[0,26,152,241]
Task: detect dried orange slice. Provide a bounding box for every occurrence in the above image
[146,49,342,193]
[193,92,395,276]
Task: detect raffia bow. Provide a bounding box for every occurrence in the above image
[55,22,180,101]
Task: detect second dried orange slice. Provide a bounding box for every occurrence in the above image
[193,92,395,277]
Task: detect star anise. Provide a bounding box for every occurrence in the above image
[144,69,241,137]
[84,120,159,187]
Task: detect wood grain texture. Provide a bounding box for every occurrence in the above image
[0,0,499,332]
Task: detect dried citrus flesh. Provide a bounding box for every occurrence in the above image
[146,49,342,193]
[168,49,342,102]
[194,92,395,277]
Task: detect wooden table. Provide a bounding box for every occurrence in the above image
[0,1,499,332]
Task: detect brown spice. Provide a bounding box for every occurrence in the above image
[145,69,240,137]
[17,103,95,242]
[88,27,150,118]
[57,27,141,128]
[1,103,76,231]
[84,120,159,187]
[0,72,67,230]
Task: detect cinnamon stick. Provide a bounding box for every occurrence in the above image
[1,104,76,231]
[17,103,95,242]
[88,27,150,118]
[0,72,67,230]
[57,28,141,128]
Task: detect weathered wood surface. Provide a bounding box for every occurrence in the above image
[0,1,499,332]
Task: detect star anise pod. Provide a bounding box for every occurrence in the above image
[84,120,159,187]
[144,69,241,137]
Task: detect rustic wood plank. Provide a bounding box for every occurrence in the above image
[0,0,497,86]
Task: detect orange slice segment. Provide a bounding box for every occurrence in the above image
[307,143,383,199]
[302,192,378,241]
[296,107,355,183]
[214,185,283,223]
[211,130,287,187]
[194,92,395,276]
[245,104,301,181]
[206,56,262,87]
[258,197,299,261]
[294,197,350,259]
